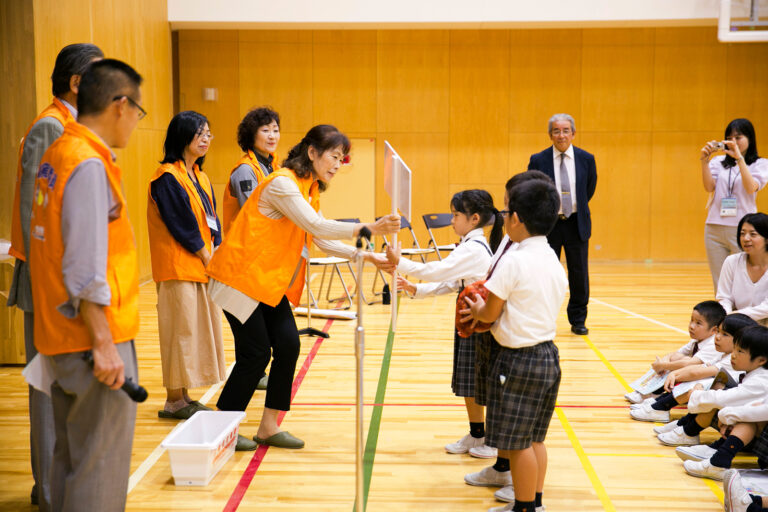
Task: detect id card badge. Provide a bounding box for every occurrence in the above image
[206,214,218,231]
[720,197,737,217]
[301,245,310,260]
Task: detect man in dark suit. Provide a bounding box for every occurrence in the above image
[527,113,597,335]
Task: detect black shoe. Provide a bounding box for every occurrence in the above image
[571,325,588,335]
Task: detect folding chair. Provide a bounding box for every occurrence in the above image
[422,213,457,260]
[308,218,362,310]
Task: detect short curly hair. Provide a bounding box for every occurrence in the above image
[237,107,280,153]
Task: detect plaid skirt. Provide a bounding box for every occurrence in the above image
[452,329,482,397]
[486,340,561,451]
[752,424,768,469]
[474,332,500,406]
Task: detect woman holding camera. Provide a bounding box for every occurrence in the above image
[701,118,768,290]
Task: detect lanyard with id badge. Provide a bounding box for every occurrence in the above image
[720,168,738,217]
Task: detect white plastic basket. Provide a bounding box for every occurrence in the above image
[161,410,246,486]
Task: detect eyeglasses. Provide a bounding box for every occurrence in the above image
[196,131,214,141]
[113,95,147,120]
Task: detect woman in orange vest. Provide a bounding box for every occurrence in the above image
[147,111,226,420]
[207,125,400,449]
[222,106,282,391]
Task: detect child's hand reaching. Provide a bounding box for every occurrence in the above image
[664,371,679,392]
[397,275,416,295]
[651,356,666,374]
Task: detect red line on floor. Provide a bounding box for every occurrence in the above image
[222,316,334,512]
[289,402,637,409]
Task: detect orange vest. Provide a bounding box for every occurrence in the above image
[10,98,75,261]
[29,122,139,355]
[206,168,319,307]
[221,150,275,236]
[147,161,218,283]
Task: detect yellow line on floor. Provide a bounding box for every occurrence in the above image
[555,407,616,512]
[580,334,632,392]
[702,478,724,504]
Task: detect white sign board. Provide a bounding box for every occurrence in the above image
[383,141,412,222]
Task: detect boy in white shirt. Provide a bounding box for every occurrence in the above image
[721,400,768,512]
[460,179,567,512]
[679,325,768,480]
[626,300,725,409]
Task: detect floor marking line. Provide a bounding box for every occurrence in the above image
[289,402,633,409]
[356,298,399,512]
[581,334,633,392]
[556,407,616,512]
[703,478,725,504]
[591,298,688,335]
[223,316,335,512]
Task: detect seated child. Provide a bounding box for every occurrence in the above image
[650,313,755,444]
[724,468,768,512]
[460,178,566,512]
[629,300,726,422]
[679,325,768,480]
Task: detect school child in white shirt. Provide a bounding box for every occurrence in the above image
[626,300,725,411]
[653,313,755,448]
[460,179,567,512]
[388,189,503,457]
[721,399,768,512]
[678,325,768,480]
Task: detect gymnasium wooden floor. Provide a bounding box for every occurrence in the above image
[0,261,757,511]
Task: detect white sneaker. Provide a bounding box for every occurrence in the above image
[724,469,755,512]
[624,390,646,403]
[676,444,718,462]
[464,466,513,487]
[488,504,545,512]
[653,421,680,435]
[469,444,497,459]
[445,434,484,454]
[630,403,670,423]
[630,397,657,410]
[683,459,725,481]
[494,484,515,502]
[657,426,699,446]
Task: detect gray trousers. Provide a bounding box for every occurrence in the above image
[47,340,138,512]
[25,311,55,511]
[705,223,740,292]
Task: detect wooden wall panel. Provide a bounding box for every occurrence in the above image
[312,35,377,134]
[649,131,713,260]
[376,32,449,134]
[172,27,768,262]
[448,31,510,184]
[178,36,240,184]
[0,0,36,242]
[580,132,653,260]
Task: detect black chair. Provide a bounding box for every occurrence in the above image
[422,213,457,260]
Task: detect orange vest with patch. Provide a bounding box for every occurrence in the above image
[147,161,217,283]
[10,98,74,261]
[206,168,319,307]
[29,122,139,355]
[221,150,274,236]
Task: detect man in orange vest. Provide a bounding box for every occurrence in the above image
[28,58,144,512]
[7,43,103,510]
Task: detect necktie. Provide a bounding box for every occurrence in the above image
[487,239,514,279]
[560,153,572,218]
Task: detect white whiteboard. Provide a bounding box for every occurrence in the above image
[383,141,412,223]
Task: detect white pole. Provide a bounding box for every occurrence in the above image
[354,235,367,512]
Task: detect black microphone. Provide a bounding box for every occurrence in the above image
[83,351,148,403]
[356,226,372,249]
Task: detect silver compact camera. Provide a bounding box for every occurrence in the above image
[713,141,727,151]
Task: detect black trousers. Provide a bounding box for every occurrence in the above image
[216,296,300,412]
[547,215,589,327]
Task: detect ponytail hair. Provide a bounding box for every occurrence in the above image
[282,124,350,192]
[450,189,503,252]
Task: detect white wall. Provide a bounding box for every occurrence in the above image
[168,0,764,29]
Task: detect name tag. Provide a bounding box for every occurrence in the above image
[206,214,219,231]
[720,197,737,217]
